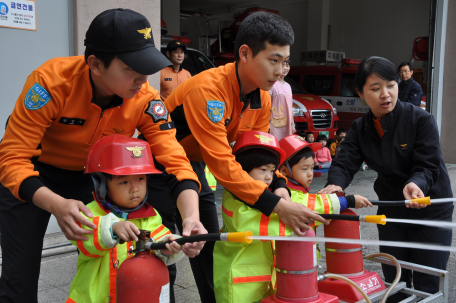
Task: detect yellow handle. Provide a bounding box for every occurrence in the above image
[227,231,253,244]
[411,197,431,205]
[364,215,387,225]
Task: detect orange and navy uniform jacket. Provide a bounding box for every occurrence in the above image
[0,56,200,202]
[160,65,192,101]
[165,62,288,216]
[67,199,182,303]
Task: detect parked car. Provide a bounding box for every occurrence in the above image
[284,76,338,140]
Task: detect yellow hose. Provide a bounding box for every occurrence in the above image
[365,253,401,303]
[320,274,372,303]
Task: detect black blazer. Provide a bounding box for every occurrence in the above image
[327,100,453,220]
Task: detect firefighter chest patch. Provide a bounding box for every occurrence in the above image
[145,100,168,123]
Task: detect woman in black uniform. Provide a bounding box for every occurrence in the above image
[320,56,453,302]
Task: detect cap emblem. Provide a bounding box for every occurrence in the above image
[126,146,145,158]
[176,42,181,44]
[137,27,152,39]
[255,135,273,144]
[295,136,306,141]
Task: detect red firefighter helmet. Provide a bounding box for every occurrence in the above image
[85,135,161,175]
[85,135,161,211]
[279,135,322,168]
[232,131,287,167]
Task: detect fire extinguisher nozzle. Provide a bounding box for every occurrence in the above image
[361,215,387,225]
[411,196,431,205]
[225,231,253,244]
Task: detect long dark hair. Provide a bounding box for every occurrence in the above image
[355,56,400,93]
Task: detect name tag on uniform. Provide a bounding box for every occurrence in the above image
[59,117,86,126]
[165,78,172,81]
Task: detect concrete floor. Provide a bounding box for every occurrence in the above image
[4,165,456,302]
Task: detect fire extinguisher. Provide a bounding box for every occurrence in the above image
[262,228,339,303]
[116,230,252,303]
[319,209,386,302]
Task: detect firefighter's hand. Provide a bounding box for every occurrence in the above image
[318,184,343,195]
[161,235,183,256]
[404,182,427,209]
[181,217,207,257]
[274,187,291,202]
[354,195,373,209]
[273,199,328,237]
[33,187,96,241]
[112,221,140,242]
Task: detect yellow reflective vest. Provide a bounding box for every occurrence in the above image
[66,200,178,303]
[213,185,340,303]
[205,165,217,191]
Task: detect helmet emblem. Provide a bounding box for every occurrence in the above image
[137,27,152,39]
[294,136,306,141]
[255,134,273,144]
[125,146,145,158]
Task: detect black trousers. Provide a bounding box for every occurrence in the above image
[146,161,219,303]
[0,161,93,303]
[376,206,453,303]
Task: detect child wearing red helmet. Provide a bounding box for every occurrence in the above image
[67,135,200,303]
[279,135,372,221]
[213,131,290,303]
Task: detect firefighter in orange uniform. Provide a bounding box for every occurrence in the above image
[160,40,192,101]
[160,12,327,303]
[0,9,205,303]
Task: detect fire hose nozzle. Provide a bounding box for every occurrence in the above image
[222,231,253,244]
[411,196,431,205]
[360,215,386,225]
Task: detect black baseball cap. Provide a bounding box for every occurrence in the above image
[85,8,171,75]
[166,40,187,52]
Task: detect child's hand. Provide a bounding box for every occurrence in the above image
[160,235,183,256]
[354,195,373,208]
[112,221,140,242]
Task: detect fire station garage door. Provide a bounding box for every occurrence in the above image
[0,0,72,234]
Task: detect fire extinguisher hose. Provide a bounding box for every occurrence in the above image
[145,231,253,250]
[365,253,401,303]
[318,273,372,303]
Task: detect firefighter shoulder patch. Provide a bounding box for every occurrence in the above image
[145,100,169,123]
[207,100,225,123]
[24,83,52,110]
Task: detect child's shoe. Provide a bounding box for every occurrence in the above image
[313,171,322,177]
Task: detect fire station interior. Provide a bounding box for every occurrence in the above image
[161,0,433,132]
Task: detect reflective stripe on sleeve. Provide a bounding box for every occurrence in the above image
[321,195,330,214]
[93,217,110,252]
[150,225,166,238]
[76,222,101,258]
[308,194,316,210]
